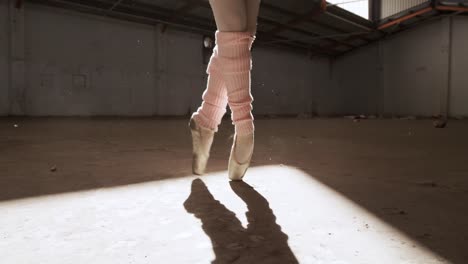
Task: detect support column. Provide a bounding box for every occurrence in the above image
[8,0,26,115]
[440,16,453,119]
[377,39,386,117]
[154,24,167,116]
[370,0,382,24]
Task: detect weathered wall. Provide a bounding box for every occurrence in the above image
[0,4,467,118]
[24,4,156,116]
[381,20,444,117]
[0,1,9,115]
[333,16,468,117]
[331,45,380,115]
[0,3,329,117]
[381,0,429,18]
[449,17,468,117]
[253,49,329,116]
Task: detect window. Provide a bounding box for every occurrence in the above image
[328,0,369,19]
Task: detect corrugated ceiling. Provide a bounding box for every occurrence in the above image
[23,0,468,57]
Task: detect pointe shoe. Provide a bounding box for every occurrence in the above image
[189,117,215,175]
[228,133,254,181]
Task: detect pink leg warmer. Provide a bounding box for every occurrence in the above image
[193,31,255,135]
[216,31,255,135]
[192,45,228,132]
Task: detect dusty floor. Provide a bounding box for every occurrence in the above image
[0,118,467,264]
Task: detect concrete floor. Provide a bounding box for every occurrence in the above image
[0,118,467,264]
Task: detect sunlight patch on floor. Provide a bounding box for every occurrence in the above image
[0,165,448,264]
[244,166,448,264]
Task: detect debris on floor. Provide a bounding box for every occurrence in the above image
[400,116,416,120]
[381,207,409,216]
[433,119,447,128]
[416,233,432,239]
[345,115,371,123]
[417,181,438,188]
[226,242,245,250]
[345,115,367,120]
[296,113,313,119]
[249,235,265,243]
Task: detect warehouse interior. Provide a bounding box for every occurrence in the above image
[1,0,467,263]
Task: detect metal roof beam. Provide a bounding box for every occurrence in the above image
[259,17,356,49]
[267,2,325,36]
[109,0,123,11]
[378,7,433,30]
[260,2,372,43]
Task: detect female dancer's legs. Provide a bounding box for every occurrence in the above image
[202,0,260,134]
[190,0,261,179]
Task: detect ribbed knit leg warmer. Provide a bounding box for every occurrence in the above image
[192,31,255,135]
[216,31,255,136]
[191,44,228,132]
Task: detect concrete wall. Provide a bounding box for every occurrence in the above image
[330,46,380,115]
[156,29,205,116]
[25,4,156,116]
[253,49,330,116]
[333,16,468,117]
[381,0,429,18]
[382,20,444,117]
[0,3,467,117]
[0,3,329,117]
[450,17,468,117]
[0,1,9,115]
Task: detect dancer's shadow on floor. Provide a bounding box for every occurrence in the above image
[184,179,298,264]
